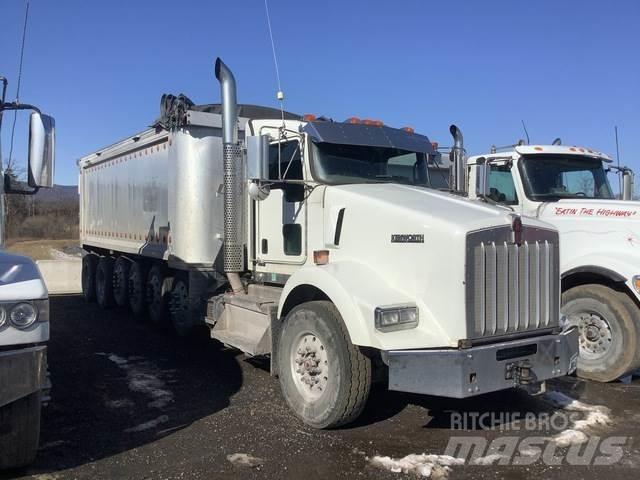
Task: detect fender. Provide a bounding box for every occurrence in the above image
[278,260,421,350]
[562,252,640,300]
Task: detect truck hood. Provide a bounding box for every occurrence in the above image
[330,183,549,233]
[0,252,47,301]
[322,183,556,347]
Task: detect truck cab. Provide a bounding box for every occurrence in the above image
[466,144,640,382]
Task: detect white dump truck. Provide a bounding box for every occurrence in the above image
[441,125,640,382]
[78,59,577,428]
[0,76,55,468]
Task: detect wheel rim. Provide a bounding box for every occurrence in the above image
[569,312,613,360]
[290,332,329,402]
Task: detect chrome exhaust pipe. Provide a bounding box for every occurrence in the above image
[449,124,466,192]
[215,58,244,294]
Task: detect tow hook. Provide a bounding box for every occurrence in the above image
[505,360,534,384]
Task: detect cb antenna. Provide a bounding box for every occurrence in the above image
[520,120,530,145]
[264,0,285,127]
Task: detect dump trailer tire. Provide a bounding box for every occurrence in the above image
[0,392,41,470]
[277,300,371,429]
[128,261,148,318]
[146,264,173,325]
[81,254,98,303]
[112,257,131,308]
[169,273,193,336]
[562,284,639,382]
[96,257,115,309]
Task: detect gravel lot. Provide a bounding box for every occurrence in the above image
[5,295,640,479]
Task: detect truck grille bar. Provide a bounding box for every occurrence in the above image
[466,226,559,339]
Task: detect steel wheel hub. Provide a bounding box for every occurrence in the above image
[291,333,328,401]
[574,313,613,359]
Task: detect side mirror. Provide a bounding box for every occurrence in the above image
[475,157,490,198]
[28,112,55,188]
[246,135,270,181]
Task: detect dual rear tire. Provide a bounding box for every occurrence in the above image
[82,253,192,335]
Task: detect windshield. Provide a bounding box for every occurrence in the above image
[311,143,429,186]
[520,155,614,200]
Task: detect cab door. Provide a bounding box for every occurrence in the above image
[255,138,307,269]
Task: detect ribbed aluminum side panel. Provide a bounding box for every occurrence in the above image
[466,226,559,340]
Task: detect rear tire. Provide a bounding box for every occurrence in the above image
[562,284,639,382]
[277,301,371,429]
[128,261,148,318]
[146,264,173,325]
[0,392,41,470]
[112,257,131,308]
[81,254,98,303]
[169,273,193,336]
[96,257,115,309]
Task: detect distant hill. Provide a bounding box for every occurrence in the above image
[33,184,78,203]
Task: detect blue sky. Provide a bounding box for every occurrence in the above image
[1,0,638,187]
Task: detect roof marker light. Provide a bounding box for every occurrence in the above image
[569,147,576,151]
[534,146,544,151]
[402,127,415,134]
[346,117,361,124]
[362,119,383,126]
[303,113,317,121]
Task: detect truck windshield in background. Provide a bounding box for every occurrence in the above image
[520,155,614,201]
[311,143,429,186]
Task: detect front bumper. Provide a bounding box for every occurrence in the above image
[0,345,48,408]
[387,328,578,398]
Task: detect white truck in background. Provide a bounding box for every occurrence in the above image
[438,125,640,382]
[0,76,55,468]
[78,58,577,428]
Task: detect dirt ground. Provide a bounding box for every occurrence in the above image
[5,239,81,261]
[4,295,640,480]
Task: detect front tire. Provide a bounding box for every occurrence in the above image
[277,301,371,429]
[0,392,41,469]
[562,284,640,382]
[96,257,115,309]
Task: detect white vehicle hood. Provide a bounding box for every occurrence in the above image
[0,252,48,301]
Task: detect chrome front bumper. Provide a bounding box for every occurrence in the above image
[0,345,48,408]
[387,328,578,398]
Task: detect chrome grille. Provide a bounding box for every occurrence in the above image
[466,226,559,339]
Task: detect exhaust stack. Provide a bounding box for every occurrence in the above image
[215,58,245,294]
[622,168,635,201]
[449,125,466,192]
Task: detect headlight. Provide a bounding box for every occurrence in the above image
[10,303,38,329]
[0,307,6,328]
[375,304,419,332]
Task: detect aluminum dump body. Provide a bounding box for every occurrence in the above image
[79,110,237,268]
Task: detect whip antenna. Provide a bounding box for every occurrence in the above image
[615,125,621,195]
[264,0,285,125]
[7,0,30,172]
[520,120,530,145]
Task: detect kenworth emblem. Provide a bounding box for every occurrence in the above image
[391,234,424,243]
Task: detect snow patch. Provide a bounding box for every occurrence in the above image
[544,391,611,447]
[227,453,264,468]
[369,454,464,478]
[124,415,169,432]
[96,352,174,410]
